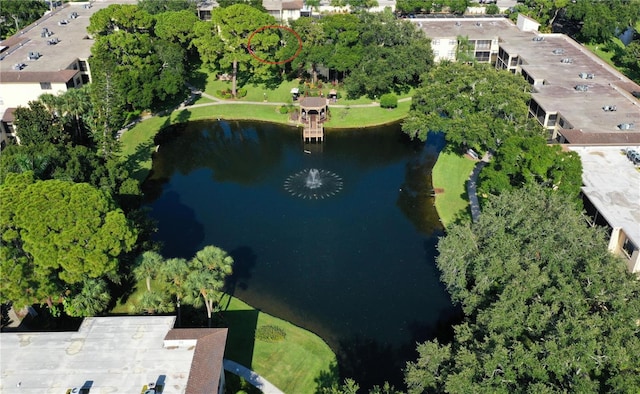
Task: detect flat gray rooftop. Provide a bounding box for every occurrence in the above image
[0,316,193,394]
[0,0,136,74]
[569,146,640,250]
[413,17,640,144]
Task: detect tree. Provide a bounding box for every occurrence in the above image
[559,0,640,43]
[88,4,154,36]
[153,9,199,46]
[290,17,328,83]
[184,245,234,327]
[135,291,173,315]
[58,86,92,145]
[13,101,66,146]
[478,135,583,203]
[405,185,640,392]
[0,173,137,311]
[63,278,112,317]
[403,62,537,152]
[137,0,196,14]
[161,257,190,326]
[343,11,433,98]
[133,251,163,292]
[192,4,278,97]
[0,0,48,40]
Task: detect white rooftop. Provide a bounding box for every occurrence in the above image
[569,146,640,250]
[0,316,194,394]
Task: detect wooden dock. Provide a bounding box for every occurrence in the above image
[303,114,323,142]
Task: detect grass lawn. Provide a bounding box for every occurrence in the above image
[221,295,337,394]
[431,151,477,227]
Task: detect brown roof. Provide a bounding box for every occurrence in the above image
[300,96,328,109]
[2,108,16,123]
[165,328,228,394]
[0,69,79,83]
[283,0,303,10]
[560,129,640,145]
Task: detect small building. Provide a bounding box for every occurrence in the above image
[299,96,328,142]
[0,316,229,394]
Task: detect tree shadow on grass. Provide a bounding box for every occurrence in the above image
[220,308,259,369]
[313,361,341,393]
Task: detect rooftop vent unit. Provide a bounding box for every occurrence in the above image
[69,11,78,19]
[58,19,69,26]
[532,36,544,41]
[574,84,589,91]
[602,105,617,112]
[579,72,595,79]
[618,123,634,130]
[27,51,41,60]
[41,27,53,37]
[47,37,60,45]
[455,21,461,26]
[13,63,26,70]
[83,3,92,8]
[561,58,573,64]
[475,22,482,27]
[552,48,564,55]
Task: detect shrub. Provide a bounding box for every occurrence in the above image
[278,106,289,114]
[486,4,499,14]
[237,88,247,98]
[255,325,286,342]
[380,93,398,109]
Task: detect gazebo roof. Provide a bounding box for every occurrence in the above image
[300,96,327,110]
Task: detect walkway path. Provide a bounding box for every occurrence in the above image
[467,152,491,223]
[184,83,412,109]
[223,359,285,394]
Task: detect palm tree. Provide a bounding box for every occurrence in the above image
[135,291,173,315]
[63,278,111,317]
[161,257,189,326]
[133,251,163,292]
[184,246,234,327]
[59,86,91,145]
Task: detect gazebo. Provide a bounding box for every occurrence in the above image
[299,96,328,142]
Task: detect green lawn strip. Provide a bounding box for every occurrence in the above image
[220,295,337,394]
[431,151,476,227]
[324,99,411,129]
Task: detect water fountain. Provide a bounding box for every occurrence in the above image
[284,168,343,199]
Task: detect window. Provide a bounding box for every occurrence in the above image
[40,82,52,90]
[448,39,456,45]
[433,50,439,57]
[432,39,440,45]
[477,40,491,49]
[447,50,456,58]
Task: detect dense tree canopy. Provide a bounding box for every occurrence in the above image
[405,185,640,393]
[343,11,434,98]
[403,62,538,152]
[564,0,640,43]
[0,172,137,312]
[478,135,583,202]
[0,0,48,40]
[192,4,278,97]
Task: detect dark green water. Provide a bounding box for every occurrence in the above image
[143,120,457,388]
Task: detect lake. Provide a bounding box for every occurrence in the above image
[143,120,457,388]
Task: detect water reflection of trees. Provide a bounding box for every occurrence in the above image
[150,120,291,184]
[397,132,446,236]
